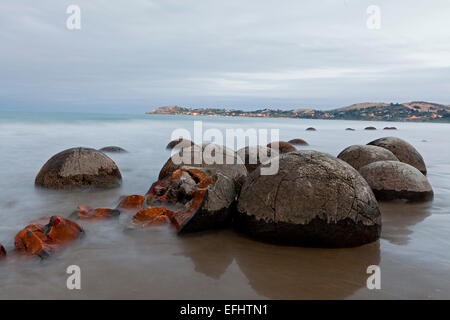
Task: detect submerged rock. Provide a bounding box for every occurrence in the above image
[288,139,309,146]
[14,216,84,258]
[166,138,195,150]
[359,161,433,201]
[266,141,296,153]
[365,126,377,130]
[71,206,120,221]
[306,127,316,131]
[35,147,122,189]
[346,128,356,131]
[99,146,127,153]
[144,167,237,233]
[237,146,278,173]
[383,127,397,130]
[337,145,399,171]
[128,208,174,229]
[0,245,6,260]
[368,137,427,175]
[236,150,381,247]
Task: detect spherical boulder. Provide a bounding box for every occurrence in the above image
[368,137,427,174]
[166,138,195,150]
[266,141,296,153]
[99,146,127,153]
[35,147,122,189]
[288,138,309,146]
[337,145,399,171]
[236,150,381,247]
[237,146,278,173]
[359,161,433,201]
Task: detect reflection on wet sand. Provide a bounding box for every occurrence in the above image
[181,230,380,299]
[380,201,431,246]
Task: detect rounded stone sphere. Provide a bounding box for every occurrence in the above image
[359,161,433,201]
[35,147,122,189]
[368,137,427,175]
[236,150,381,247]
[337,145,399,171]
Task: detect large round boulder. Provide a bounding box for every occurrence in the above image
[237,146,278,173]
[159,144,247,190]
[368,137,427,175]
[35,147,122,189]
[236,150,381,247]
[337,145,399,171]
[359,161,433,201]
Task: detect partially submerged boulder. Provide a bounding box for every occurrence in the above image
[0,245,6,260]
[266,141,296,153]
[128,208,174,229]
[166,138,195,150]
[71,206,120,221]
[306,127,316,131]
[365,126,377,130]
[288,139,309,146]
[337,145,399,171]
[359,161,433,201]
[14,216,84,258]
[99,146,127,153]
[144,167,237,233]
[35,147,122,189]
[368,137,427,174]
[346,128,356,131]
[236,150,381,247]
[237,146,278,173]
[117,195,145,214]
[383,127,397,130]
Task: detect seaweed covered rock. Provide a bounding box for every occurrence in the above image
[236,150,381,247]
[236,146,278,173]
[144,167,237,233]
[99,146,127,153]
[288,139,309,146]
[14,216,84,258]
[158,144,247,190]
[359,161,433,201]
[35,147,122,189]
[337,145,399,171]
[166,138,195,150]
[266,141,296,153]
[368,137,427,175]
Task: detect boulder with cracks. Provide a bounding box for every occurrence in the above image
[337,145,399,171]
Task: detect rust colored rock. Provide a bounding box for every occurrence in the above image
[368,137,427,175]
[0,245,6,259]
[359,161,433,202]
[236,146,278,173]
[72,206,120,220]
[14,216,84,258]
[128,208,174,229]
[337,145,399,171]
[158,144,247,190]
[145,167,236,233]
[236,150,381,248]
[365,126,377,130]
[99,146,127,153]
[266,141,296,154]
[117,195,144,213]
[166,138,195,150]
[288,139,309,146]
[306,127,316,131]
[35,147,122,189]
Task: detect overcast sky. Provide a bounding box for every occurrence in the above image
[0,0,449,113]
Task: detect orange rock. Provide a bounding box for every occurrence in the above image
[128,207,174,229]
[14,216,84,258]
[0,245,6,259]
[75,206,120,220]
[117,195,144,212]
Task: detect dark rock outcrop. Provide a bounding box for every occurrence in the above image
[368,137,427,174]
[288,139,309,146]
[359,161,433,201]
[35,148,122,189]
[337,145,399,171]
[236,151,381,247]
[266,141,296,153]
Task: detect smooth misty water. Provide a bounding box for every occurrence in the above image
[0,111,449,299]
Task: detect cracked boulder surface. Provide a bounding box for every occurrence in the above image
[337,145,399,171]
[237,146,279,174]
[35,147,122,189]
[236,150,381,248]
[166,138,195,150]
[266,141,296,153]
[368,137,427,175]
[14,216,84,258]
[288,138,309,146]
[144,167,237,233]
[0,245,6,259]
[359,161,433,202]
[158,144,247,191]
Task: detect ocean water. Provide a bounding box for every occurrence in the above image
[0,111,449,299]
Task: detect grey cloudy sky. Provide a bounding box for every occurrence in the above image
[0,0,449,112]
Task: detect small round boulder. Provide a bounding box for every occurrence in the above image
[368,137,427,174]
[99,146,127,153]
[35,147,122,189]
[236,150,381,248]
[337,145,399,171]
[288,138,309,146]
[359,161,433,201]
[306,127,316,131]
[266,141,296,153]
[365,126,377,130]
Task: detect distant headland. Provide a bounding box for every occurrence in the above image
[146,101,450,122]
